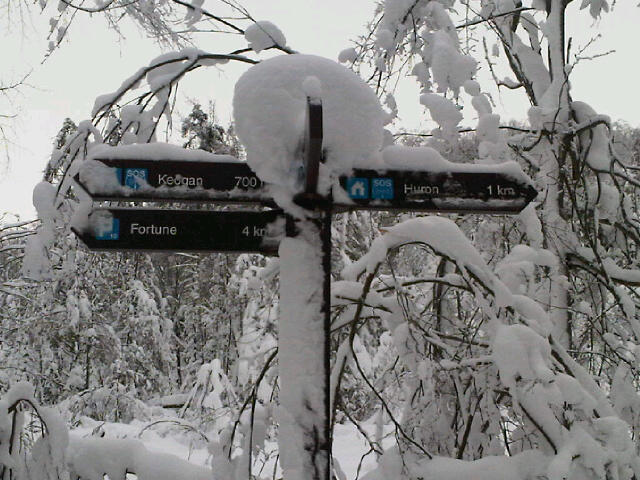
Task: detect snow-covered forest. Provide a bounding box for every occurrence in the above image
[3,0,640,479]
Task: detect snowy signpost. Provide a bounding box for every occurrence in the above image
[73,99,537,480]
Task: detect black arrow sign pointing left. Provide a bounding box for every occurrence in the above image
[76,158,274,206]
[72,208,285,255]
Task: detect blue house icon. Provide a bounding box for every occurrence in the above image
[346,178,369,199]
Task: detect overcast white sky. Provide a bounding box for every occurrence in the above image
[1,0,639,220]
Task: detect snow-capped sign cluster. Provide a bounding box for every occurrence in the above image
[244,21,287,53]
[233,54,385,192]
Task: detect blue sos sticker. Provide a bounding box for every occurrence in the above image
[371,178,394,200]
[124,168,149,189]
[346,178,369,199]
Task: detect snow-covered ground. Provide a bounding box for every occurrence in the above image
[70,414,392,479]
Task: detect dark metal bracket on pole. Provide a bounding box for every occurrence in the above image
[293,97,330,211]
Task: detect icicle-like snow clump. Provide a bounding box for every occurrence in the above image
[233,54,385,191]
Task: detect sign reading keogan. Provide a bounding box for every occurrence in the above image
[73,208,285,255]
[79,158,273,205]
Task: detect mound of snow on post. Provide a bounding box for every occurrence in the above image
[233,54,385,191]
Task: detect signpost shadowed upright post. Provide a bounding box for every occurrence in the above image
[291,96,332,480]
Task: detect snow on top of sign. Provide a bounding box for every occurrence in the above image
[379,145,534,184]
[76,143,265,201]
[76,161,274,206]
[233,54,385,194]
[88,142,238,163]
[380,144,450,170]
[244,21,287,53]
[301,75,322,99]
[79,160,122,194]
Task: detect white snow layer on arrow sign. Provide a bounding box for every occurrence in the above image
[233,54,385,193]
[77,143,241,194]
[88,142,237,163]
[379,144,535,185]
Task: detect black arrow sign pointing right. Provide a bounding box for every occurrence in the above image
[338,169,538,214]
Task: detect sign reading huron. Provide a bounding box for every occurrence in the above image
[72,208,284,254]
[339,168,538,214]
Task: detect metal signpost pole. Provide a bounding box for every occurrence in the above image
[320,206,332,480]
[304,98,332,480]
[281,96,332,480]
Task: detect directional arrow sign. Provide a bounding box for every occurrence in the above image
[338,169,538,214]
[77,157,273,205]
[72,208,284,254]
